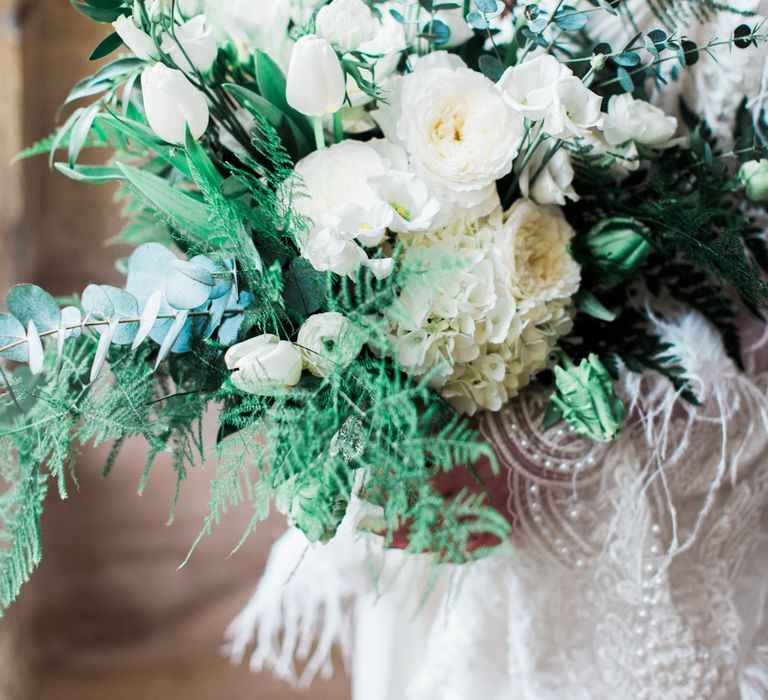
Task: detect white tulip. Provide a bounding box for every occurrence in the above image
[316,0,377,53]
[141,63,210,144]
[225,334,303,393]
[286,35,346,117]
[161,15,218,73]
[113,15,159,61]
[297,312,363,376]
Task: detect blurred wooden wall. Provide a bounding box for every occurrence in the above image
[0,2,351,699]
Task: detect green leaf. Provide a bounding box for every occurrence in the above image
[71,1,129,22]
[117,163,213,241]
[54,163,126,184]
[574,289,617,322]
[68,102,102,167]
[89,31,124,61]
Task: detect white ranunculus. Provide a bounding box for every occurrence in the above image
[498,54,602,139]
[113,15,159,61]
[373,52,523,200]
[316,0,377,53]
[368,170,441,234]
[141,63,210,144]
[161,15,218,73]
[286,35,346,117]
[297,312,363,376]
[602,94,678,149]
[519,144,578,206]
[501,199,581,307]
[225,334,303,393]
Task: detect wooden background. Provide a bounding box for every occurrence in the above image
[0,2,351,698]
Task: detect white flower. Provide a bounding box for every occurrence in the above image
[602,94,678,149]
[374,52,523,201]
[204,0,291,68]
[368,171,441,234]
[225,334,303,393]
[177,0,205,17]
[519,144,578,205]
[303,205,393,279]
[291,139,403,227]
[316,0,377,53]
[161,15,218,73]
[141,63,210,144]
[297,312,363,376]
[433,6,475,48]
[500,199,581,307]
[498,54,602,138]
[112,15,159,61]
[286,35,346,117]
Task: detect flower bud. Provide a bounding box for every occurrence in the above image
[582,216,651,286]
[140,63,210,144]
[739,159,768,203]
[550,354,626,443]
[161,15,218,73]
[225,334,303,394]
[275,475,347,543]
[113,15,159,61]
[297,312,363,377]
[316,0,377,53]
[286,35,346,117]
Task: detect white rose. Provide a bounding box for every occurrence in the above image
[141,63,210,144]
[374,53,523,200]
[225,334,303,393]
[501,199,581,306]
[161,15,218,73]
[316,0,377,53]
[498,54,602,139]
[519,144,578,206]
[286,35,346,117]
[603,94,678,149]
[297,312,363,376]
[112,15,159,61]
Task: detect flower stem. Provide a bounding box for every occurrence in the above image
[333,110,345,144]
[313,117,326,151]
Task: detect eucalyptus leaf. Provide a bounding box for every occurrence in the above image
[0,314,28,363]
[6,284,61,333]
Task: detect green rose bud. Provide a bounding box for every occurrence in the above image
[582,217,652,286]
[549,354,626,443]
[739,159,768,203]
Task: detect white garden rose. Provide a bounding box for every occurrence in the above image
[498,54,602,139]
[112,15,158,61]
[603,94,678,149]
[297,312,364,376]
[373,52,524,203]
[501,199,581,307]
[316,0,377,53]
[225,334,303,393]
[141,64,210,144]
[161,15,218,73]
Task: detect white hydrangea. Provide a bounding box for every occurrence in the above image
[383,204,579,415]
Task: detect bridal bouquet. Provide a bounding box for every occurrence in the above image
[1,0,766,613]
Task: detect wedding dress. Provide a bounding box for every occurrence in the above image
[226,3,768,697]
